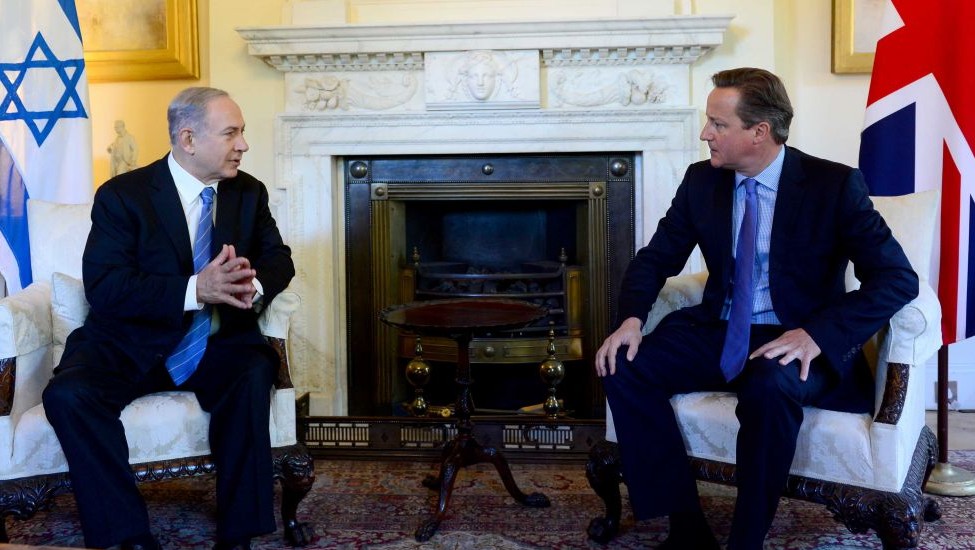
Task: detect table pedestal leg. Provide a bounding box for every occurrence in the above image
[414,333,551,542]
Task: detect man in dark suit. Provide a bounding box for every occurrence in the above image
[594,68,918,550]
[43,87,294,550]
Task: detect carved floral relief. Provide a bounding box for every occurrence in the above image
[550,68,670,109]
[294,72,420,112]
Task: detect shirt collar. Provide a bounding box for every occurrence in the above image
[168,152,219,204]
[735,145,785,192]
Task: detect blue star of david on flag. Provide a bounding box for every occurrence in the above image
[0,32,88,147]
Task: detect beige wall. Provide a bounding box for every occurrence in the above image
[88,2,211,186]
[87,0,873,187]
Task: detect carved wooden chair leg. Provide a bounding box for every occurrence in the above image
[920,428,942,523]
[273,443,316,546]
[875,495,925,549]
[853,429,940,550]
[0,475,69,544]
[585,439,624,544]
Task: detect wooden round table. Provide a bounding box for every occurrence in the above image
[380,298,551,541]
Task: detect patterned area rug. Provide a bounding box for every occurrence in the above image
[6,451,975,549]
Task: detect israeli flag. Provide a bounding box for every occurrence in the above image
[0,0,92,294]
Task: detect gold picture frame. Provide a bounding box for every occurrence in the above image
[79,0,199,82]
[831,0,878,74]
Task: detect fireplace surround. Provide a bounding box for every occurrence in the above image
[344,153,635,416]
[237,16,732,416]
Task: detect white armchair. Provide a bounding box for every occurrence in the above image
[0,200,314,544]
[586,190,943,549]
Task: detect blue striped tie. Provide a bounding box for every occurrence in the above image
[719,178,758,381]
[166,187,215,386]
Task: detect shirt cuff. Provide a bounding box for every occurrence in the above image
[185,274,204,311]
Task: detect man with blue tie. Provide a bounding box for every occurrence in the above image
[594,68,918,549]
[43,87,294,550]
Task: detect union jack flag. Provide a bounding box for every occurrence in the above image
[859,0,975,344]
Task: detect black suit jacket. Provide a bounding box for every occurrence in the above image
[617,146,918,412]
[65,155,295,373]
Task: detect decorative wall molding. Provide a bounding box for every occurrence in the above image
[237,16,733,72]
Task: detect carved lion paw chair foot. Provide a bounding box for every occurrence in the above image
[0,200,315,545]
[586,190,944,549]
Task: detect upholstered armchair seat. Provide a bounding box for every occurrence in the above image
[0,200,314,544]
[587,190,944,549]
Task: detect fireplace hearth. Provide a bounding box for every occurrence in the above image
[345,153,634,417]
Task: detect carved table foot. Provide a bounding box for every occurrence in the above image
[284,520,314,547]
[587,516,621,545]
[415,517,442,542]
[522,492,551,507]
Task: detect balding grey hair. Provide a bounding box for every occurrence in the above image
[166,87,230,146]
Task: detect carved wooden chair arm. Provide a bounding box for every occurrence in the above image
[0,282,54,418]
[874,282,942,425]
[0,282,54,360]
[258,290,301,390]
[883,282,942,367]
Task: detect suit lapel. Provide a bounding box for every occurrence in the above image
[713,169,736,287]
[213,178,240,253]
[149,158,194,272]
[771,147,806,247]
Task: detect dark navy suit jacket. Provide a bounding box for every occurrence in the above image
[617,146,918,413]
[64,155,295,373]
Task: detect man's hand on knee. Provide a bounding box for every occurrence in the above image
[595,317,644,377]
[749,328,821,381]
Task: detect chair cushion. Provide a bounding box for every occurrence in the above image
[51,271,88,365]
[672,393,875,487]
[872,190,938,281]
[7,272,295,479]
[607,393,882,490]
[27,200,91,284]
[8,392,211,480]
[847,190,939,288]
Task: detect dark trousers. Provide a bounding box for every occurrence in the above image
[42,331,278,548]
[601,312,836,550]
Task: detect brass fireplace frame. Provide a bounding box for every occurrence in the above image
[344,154,635,417]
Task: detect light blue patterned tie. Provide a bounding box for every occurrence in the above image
[719,178,758,382]
[166,187,215,386]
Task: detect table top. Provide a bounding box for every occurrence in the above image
[379,298,547,336]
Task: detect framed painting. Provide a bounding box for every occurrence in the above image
[831,0,884,74]
[77,0,199,82]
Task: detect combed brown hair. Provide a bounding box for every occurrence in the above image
[711,68,793,144]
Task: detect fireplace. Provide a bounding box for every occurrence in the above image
[237,16,730,417]
[345,153,634,417]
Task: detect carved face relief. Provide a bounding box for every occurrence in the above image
[466,61,497,100]
[460,52,500,101]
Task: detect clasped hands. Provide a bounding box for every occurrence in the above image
[196,244,257,309]
[594,317,821,381]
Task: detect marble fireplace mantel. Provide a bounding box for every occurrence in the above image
[237,16,732,414]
